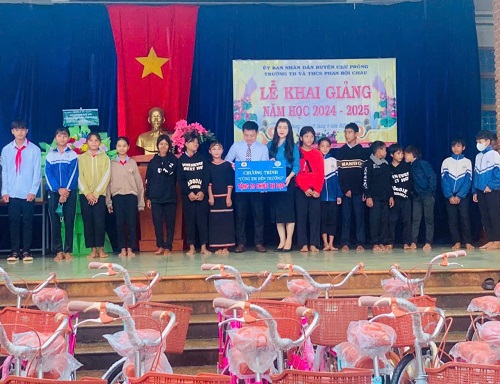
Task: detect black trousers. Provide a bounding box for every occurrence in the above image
[48,190,77,253]
[369,199,390,245]
[112,194,138,249]
[411,195,435,244]
[182,196,208,246]
[340,194,366,246]
[296,189,321,248]
[80,195,106,248]
[234,192,264,246]
[320,201,338,237]
[446,197,472,244]
[8,198,35,254]
[477,190,500,241]
[389,198,411,245]
[151,202,176,250]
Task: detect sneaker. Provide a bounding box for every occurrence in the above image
[7,253,19,263]
[22,252,34,263]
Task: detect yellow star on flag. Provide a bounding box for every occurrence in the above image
[135,47,169,79]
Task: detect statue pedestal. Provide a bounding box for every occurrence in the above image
[133,155,184,252]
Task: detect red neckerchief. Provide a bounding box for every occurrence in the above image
[15,141,28,174]
[120,160,127,166]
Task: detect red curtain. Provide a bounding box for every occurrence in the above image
[107,5,198,155]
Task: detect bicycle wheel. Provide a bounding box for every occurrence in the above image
[103,360,126,384]
[391,350,432,384]
[465,316,490,341]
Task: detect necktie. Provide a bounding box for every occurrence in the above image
[246,144,251,161]
[15,145,27,174]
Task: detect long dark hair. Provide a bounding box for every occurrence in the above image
[269,118,295,164]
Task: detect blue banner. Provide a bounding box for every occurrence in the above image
[235,161,286,192]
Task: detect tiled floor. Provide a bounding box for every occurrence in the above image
[1,246,499,281]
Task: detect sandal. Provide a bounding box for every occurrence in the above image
[482,277,496,290]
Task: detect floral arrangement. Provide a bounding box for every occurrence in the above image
[39,125,117,172]
[171,119,216,154]
[373,92,397,128]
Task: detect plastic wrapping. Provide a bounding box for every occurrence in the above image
[282,296,302,305]
[104,329,172,375]
[213,279,247,301]
[478,321,500,347]
[333,342,363,368]
[467,296,500,317]
[227,325,277,379]
[32,287,69,313]
[380,278,417,298]
[495,283,500,298]
[12,331,81,379]
[347,320,396,358]
[286,279,320,304]
[114,284,152,306]
[449,341,499,365]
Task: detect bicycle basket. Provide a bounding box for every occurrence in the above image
[306,298,368,346]
[426,362,500,384]
[270,368,373,384]
[371,295,437,347]
[128,372,230,383]
[127,302,192,354]
[0,377,106,384]
[249,299,302,340]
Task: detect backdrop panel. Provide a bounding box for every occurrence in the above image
[0,4,117,145]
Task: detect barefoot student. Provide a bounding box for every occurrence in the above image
[78,132,111,259]
[318,137,342,251]
[178,132,211,256]
[295,126,324,253]
[473,130,500,250]
[145,135,178,256]
[207,142,235,255]
[45,127,78,261]
[106,137,145,257]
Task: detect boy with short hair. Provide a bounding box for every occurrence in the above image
[45,127,79,261]
[472,130,500,250]
[363,141,394,251]
[1,120,41,263]
[388,144,412,249]
[405,145,436,251]
[336,122,368,252]
[225,121,269,253]
[441,138,473,250]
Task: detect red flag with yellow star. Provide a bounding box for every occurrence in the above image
[107,5,198,155]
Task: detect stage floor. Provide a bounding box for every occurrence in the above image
[1,246,499,281]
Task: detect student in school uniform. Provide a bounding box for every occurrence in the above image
[45,127,78,261]
[1,120,41,263]
[78,132,111,259]
[106,137,145,257]
[225,121,269,253]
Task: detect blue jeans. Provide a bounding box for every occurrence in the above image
[341,194,365,246]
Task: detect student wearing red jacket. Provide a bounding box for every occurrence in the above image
[295,126,325,252]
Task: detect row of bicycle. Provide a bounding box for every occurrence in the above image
[201,250,500,383]
[0,251,498,383]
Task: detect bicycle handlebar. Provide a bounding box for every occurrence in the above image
[203,264,274,298]
[276,263,364,292]
[358,296,392,307]
[0,268,57,305]
[213,298,319,351]
[88,262,160,294]
[389,251,466,292]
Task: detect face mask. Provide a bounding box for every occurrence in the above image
[477,142,487,152]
